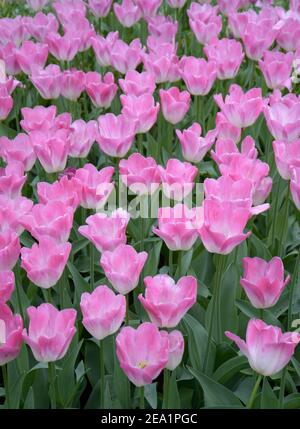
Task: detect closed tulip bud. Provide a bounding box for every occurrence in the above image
[161,330,185,370]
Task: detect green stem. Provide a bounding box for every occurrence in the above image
[278,186,290,257]
[100,341,105,409]
[137,133,143,156]
[2,364,10,409]
[90,242,94,291]
[140,385,145,409]
[167,122,173,155]
[125,294,129,325]
[47,288,52,304]
[288,251,300,329]
[269,175,281,253]
[177,250,183,280]
[48,362,57,409]
[195,96,204,131]
[14,263,24,321]
[278,367,287,409]
[163,368,169,409]
[169,250,173,277]
[247,374,262,409]
[259,308,264,321]
[59,270,65,309]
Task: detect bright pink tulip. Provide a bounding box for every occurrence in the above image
[153,204,199,251]
[119,70,156,96]
[290,167,300,210]
[143,43,180,84]
[30,64,62,100]
[176,123,217,163]
[73,163,114,210]
[242,21,277,60]
[0,133,36,171]
[119,153,161,195]
[241,256,290,309]
[0,162,26,199]
[167,0,186,8]
[204,38,244,80]
[69,119,98,158]
[79,209,130,252]
[276,16,300,52]
[0,43,21,75]
[97,113,137,158]
[159,87,190,125]
[80,285,126,340]
[0,303,23,365]
[134,0,162,17]
[121,93,159,133]
[187,2,222,45]
[27,12,59,42]
[15,41,48,75]
[23,303,76,362]
[161,330,184,370]
[139,274,197,328]
[225,319,300,376]
[197,199,251,254]
[215,112,241,144]
[61,69,85,101]
[0,86,13,121]
[85,72,117,109]
[91,32,119,68]
[46,32,81,62]
[110,39,144,75]
[100,244,148,295]
[21,201,73,244]
[0,195,33,236]
[147,15,178,44]
[214,84,263,129]
[159,159,198,201]
[30,128,70,173]
[20,105,56,133]
[273,140,300,180]
[88,0,112,17]
[37,175,81,210]
[114,0,142,27]
[0,230,21,271]
[116,322,168,386]
[0,271,14,302]
[26,0,49,10]
[263,91,300,142]
[259,51,293,91]
[179,56,217,96]
[21,237,71,289]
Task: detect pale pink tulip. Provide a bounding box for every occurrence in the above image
[259,51,293,91]
[0,271,14,302]
[0,162,26,199]
[179,56,217,96]
[91,32,119,68]
[0,133,36,171]
[159,159,198,201]
[204,38,244,80]
[187,2,222,45]
[159,87,190,125]
[27,12,59,42]
[121,93,159,133]
[0,230,21,272]
[110,39,144,75]
[85,72,117,109]
[0,303,23,365]
[134,0,162,17]
[176,123,217,163]
[119,70,156,96]
[69,119,98,159]
[61,69,85,101]
[273,140,300,180]
[16,41,48,75]
[114,0,142,27]
[37,176,81,210]
[161,330,184,370]
[88,0,112,17]
[290,167,300,211]
[30,64,62,100]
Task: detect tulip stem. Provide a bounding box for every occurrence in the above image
[14,263,24,321]
[259,308,264,321]
[247,374,262,409]
[288,251,300,329]
[2,364,10,409]
[137,133,143,156]
[278,367,287,409]
[48,362,57,409]
[169,251,173,277]
[100,341,105,409]
[278,186,290,257]
[167,122,173,155]
[195,96,204,132]
[47,288,52,304]
[90,242,94,291]
[125,294,129,325]
[163,368,169,409]
[59,269,66,309]
[139,385,145,409]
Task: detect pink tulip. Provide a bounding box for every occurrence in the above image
[161,330,184,370]
[214,84,263,129]
[0,303,23,365]
[30,64,62,100]
[273,140,300,180]
[20,105,56,133]
[69,119,98,158]
[0,16,30,48]
[116,322,168,386]
[92,32,119,68]
[134,0,162,17]
[187,2,222,45]
[53,0,86,25]
[88,0,112,17]
[114,0,142,27]
[30,128,70,173]
[159,87,190,125]
[225,319,300,376]
[0,86,13,121]
[26,0,49,10]
[0,133,36,171]
[23,303,76,362]
[228,10,255,39]
[290,167,300,211]
[176,123,217,163]
[147,15,178,44]
[0,43,21,75]
[0,230,21,271]
[159,159,198,201]
[46,32,81,62]
[21,201,73,244]
[215,112,241,144]
[97,113,137,158]
[211,136,258,166]
[217,0,240,14]
[259,51,293,91]
[15,41,48,75]
[21,237,71,289]
[110,39,144,75]
[197,199,251,254]
[0,195,33,236]
[27,12,59,42]
[119,70,156,96]
[100,244,148,295]
[143,43,180,84]
[85,72,117,109]
[119,153,161,195]
[64,16,96,53]
[153,204,199,251]
[0,162,26,199]
[179,56,217,96]
[263,91,300,142]
[73,163,114,210]
[0,271,14,302]
[276,16,300,52]
[121,93,159,133]
[61,69,85,101]
[37,175,81,210]
[139,274,197,328]
[80,285,126,340]
[79,209,130,252]
[167,0,187,8]
[241,256,290,309]
[242,21,277,60]
[204,38,244,80]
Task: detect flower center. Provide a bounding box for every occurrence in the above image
[138,360,148,369]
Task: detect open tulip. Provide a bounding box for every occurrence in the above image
[61,69,85,101]
[0,133,36,171]
[187,2,222,45]
[134,0,162,17]
[176,123,217,163]
[215,112,241,144]
[179,56,217,96]
[0,195,33,236]
[16,41,48,75]
[159,87,190,125]
[259,51,293,91]
[69,119,98,159]
[91,32,119,68]
[27,12,59,42]
[110,39,144,75]
[20,105,56,133]
[0,271,14,302]
[46,32,81,62]
[119,70,156,96]
[114,0,142,27]
[159,159,198,201]
[85,72,117,109]
[0,303,23,365]
[88,0,112,17]
[30,64,62,100]
[0,162,26,199]
[37,175,81,210]
[121,93,159,133]
[273,140,300,180]
[204,38,244,80]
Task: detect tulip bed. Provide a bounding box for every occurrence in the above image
[0,0,300,412]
